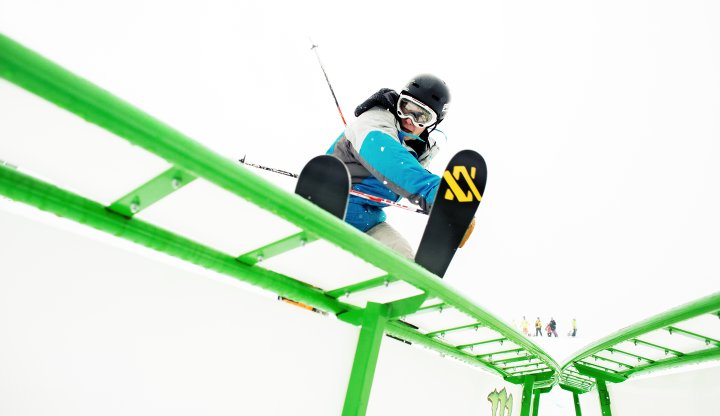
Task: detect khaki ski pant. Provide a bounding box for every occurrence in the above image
[366,222,414,260]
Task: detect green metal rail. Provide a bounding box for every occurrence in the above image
[559,292,720,415]
[0,33,558,414]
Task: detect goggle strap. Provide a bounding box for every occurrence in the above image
[431,128,448,143]
[402,132,425,142]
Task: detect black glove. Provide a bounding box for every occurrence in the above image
[354,88,399,117]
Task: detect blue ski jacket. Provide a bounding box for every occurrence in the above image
[327,107,441,232]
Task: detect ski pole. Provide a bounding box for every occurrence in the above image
[238,157,428,215]
[348,190,427,214]
[239,155,298,178]
[309,39,347,126]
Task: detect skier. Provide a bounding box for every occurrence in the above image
[327,74,453,259]
[549,317,558,337]
[535,317,542,337]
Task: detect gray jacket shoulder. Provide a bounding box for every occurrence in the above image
[345,108,400,149]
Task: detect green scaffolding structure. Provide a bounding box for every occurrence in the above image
[0,33,557,415]
[559,293,720,415]
[2,33,718,415]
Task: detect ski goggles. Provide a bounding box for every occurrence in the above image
[396,94,437,128]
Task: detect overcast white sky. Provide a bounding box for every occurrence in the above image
[1,0,720,412]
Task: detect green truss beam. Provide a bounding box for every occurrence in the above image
[326,275,397,299]
[504,369,553,385]
[237,231,317,265]
[562,378,593,390]
[108,166,196,217]
[415,302,448,314]
[509,368,552,377]
[607,348,655,364]
[476,348,524,359]
[457,337,507,350]
[560,383,589,395]
[502,362,546,372]
[425,322,484,338]
[494,354,534,365]
[665,326,720,347]
[560,292,720,392]
[630,338,684,357]
[574,363,627,383]
[589,354,635,370]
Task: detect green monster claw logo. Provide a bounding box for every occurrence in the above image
[487,387,513,416]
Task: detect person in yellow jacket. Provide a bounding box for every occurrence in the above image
[521,316,529,336]
[534,317,542,337]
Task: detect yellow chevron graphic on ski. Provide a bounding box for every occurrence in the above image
[443,166,483,202]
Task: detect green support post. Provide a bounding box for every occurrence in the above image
[573,392,582,416]
[595,379,612,416]
[342,302,388,416]
[519,375,535,416]
[531,386,551,416]
[531,392,541,416]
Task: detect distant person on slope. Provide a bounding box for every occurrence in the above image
[327,74,451,259]
[535,317,542,337]
[521,316,529,336]
[549,317,558,337]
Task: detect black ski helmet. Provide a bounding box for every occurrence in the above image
[402,74,450,125]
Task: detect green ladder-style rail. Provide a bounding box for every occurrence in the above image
[559,292,720,416]
[0,33,557,416]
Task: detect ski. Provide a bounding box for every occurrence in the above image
[295,155,351,220]
[415,150,487,278]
